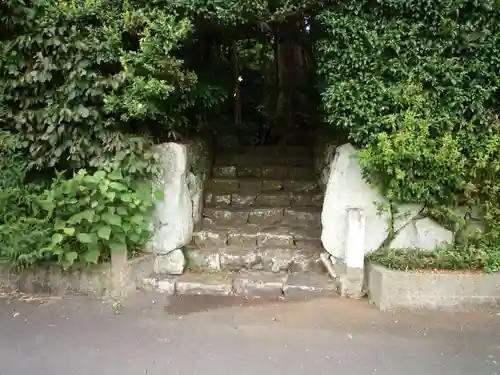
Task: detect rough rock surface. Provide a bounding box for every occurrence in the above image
[390,217,453,250]
[150,143,193,255]
[321,143,392,258]
[154,249,185,275]
[320,143,451,259]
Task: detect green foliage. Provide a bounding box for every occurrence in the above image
[367,237,500,273]
[317,0,500,256]
[0,134,160,269]
[0,131,52,269]
[39,168,161,269]
[0,0,196,170]
[316,0,500,144]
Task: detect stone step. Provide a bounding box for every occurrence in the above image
[202,206,321,227]
[205,191,324,208]
[212,165,315,179]
[144,270,338,298]
[216,145,312,158]
[184,244,325,273]
[193,224,321,248]
[214,154,313,167]
[206,177,319,193]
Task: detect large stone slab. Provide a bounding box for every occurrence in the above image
[321,144,389,258]
[367,263,500,311]
[176,272,234,296]
[390,217,453,250]
[150,143,193,255]
[320,144,426,259]
[283,272,339,297]
[233,271,286,297]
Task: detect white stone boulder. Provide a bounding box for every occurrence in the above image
[154,249,186,275]
[321,143,439,259]
[321,144,393,259]
[149,143,193,256]
[390,217,453,250]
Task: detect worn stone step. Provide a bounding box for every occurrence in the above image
[207,178,319,193]
[214,154,313,167]
[194,224,321,248]
[146,271,338,297]
[202,206,321,226]
[217,145,312,158]
[204,191,324,208]
[212,165,315,179]
[184,244,325,273]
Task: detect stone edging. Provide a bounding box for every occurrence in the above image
[142,271,339,298]
[0,255,153,298]
[366,262,500,311]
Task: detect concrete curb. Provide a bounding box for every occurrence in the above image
[0,255,154,298]
[366,262,500,311]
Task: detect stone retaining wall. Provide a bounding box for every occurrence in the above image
[367,263,500,311]
[0,255,153,298]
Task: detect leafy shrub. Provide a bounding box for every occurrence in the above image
[0,131,51,269]
[39,168,162,269]
[0,128,161,270]
[0,0,195,171]
[316,0,500,257]
[316,0,500,144]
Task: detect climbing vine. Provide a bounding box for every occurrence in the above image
[316,0,500,252]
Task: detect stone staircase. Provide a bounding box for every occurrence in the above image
[147,145,338,298]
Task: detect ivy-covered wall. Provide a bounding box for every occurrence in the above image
[316,0,500,262]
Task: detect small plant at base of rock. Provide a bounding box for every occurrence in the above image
[39,168,163,269]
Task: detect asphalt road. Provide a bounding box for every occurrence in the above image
[1,291,499,375]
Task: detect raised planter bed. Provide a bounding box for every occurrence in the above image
[0,255,153,298]
[366,262,500,311]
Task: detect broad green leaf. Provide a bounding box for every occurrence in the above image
[54,219,66,231]
[109,181,127,191]
[68,209,95,224]
[97,226,112,240]
[130,214,144,225]
[84,245,100,264]
[102,212,122,226]
[63,227,75,236]
[109,242,127,253]
[106,191,116,200]
[117,206,128,215]
[52,233,64,245]
[108,168,123,180]
[120,194,132,202]
[76,233,94,244]
[65,251,78,265]
[93,170,106,181]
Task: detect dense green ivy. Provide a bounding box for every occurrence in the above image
[316,0,500,143]
[0,0,195,171]
[316,0,500,249]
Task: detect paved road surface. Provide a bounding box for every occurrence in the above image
[1,291,499,375]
